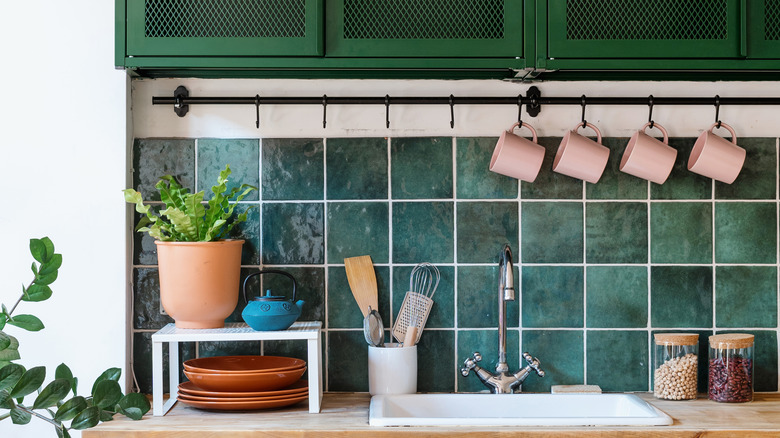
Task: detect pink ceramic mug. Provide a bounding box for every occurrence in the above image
[688,123,746,184]
[553,122,610,183]
[620,122,677,184]
[489,122,545,182]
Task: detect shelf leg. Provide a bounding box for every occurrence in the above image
[152,339,164,416]
[307,332,322,413]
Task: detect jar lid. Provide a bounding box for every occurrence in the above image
[654,333,699,346]
[709,333,754,349]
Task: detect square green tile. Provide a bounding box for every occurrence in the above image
[521,137,583,200]
[262,138,324,200]
[197,138,259,201]
[586,266,648,328]
[392,202,454,263]
[198,341,263,357]
[133,138,195,201]
[716,138,777,200]
[716,330,777,392]
[133,268,173,329]
[133,212,159,265]
[326,138,388,200]
[328,331,368,392]
[327,202,389,263]
[328,266,390,329]
[393,265,454,329]
[652,330,712,393]
[651,266,712,327]
[716,266,777,328]
[715,202,777,264]
[457,329,519,392]
[391,137,453,199]
[651,202,712,263]
[586,202,647,264]
[226,268,256,323]
[586,331,649,391]
[521,330,584,392]
[522,266,584,328]
[586,137,648,200]
[457,266,519,329]
[650,138,712,200]
[417,330,455,392]
[262,203,324,264]
[521,202,583,263]
[456,137,518,199]
[457,202,519,263]
[224,204,261,265]
[261,267,325,324]
[133,332,195,394]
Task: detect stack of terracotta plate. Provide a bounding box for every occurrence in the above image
[179,355,308,410]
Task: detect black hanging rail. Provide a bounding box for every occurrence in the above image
[154,86,780,127]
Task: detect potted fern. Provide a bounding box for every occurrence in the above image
[124,165,257,329]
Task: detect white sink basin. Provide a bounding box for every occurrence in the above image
[369,393,673,427]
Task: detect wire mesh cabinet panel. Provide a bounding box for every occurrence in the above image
[546,0,741,59]
[326,0,523,57]
[748,0,780,58]
[126,0,323,56]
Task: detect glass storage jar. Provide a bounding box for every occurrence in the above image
[708,333,754,403]
[653,333,699,400]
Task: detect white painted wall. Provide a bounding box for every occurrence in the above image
[0,1,127,437]
[134,78,780,139]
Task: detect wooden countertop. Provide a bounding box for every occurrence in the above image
[84,393,780,437]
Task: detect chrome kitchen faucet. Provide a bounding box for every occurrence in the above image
[460,244,545,393]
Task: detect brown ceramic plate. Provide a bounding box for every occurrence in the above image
[183,355,306,374]
[183,367,306,392]
[178,380,308,398]
[177,393,308,411]
[177,390,308,403]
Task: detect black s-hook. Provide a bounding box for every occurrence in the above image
[449,94,455,129]
[385,95,391,128]
[322,95,327,129]
[255,94,260,129]
[580,95,587,127]
[647,95,654,129]
[714,95,722,128]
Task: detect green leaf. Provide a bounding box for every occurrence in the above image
[7,314,44,332]
[35,270,59,285]
[0,364,24,391]
[92,380,122,410]
[117,393,150,420]
[70,406,100,430]
[33,379,71,409]
[0,336,20,362]
[55,364,77,396]
[0,389,13,409]
[23,284,52,302]
[0,332,10,351]
[39,253,62,276]
[90,368,121,395]
[31,262,38,276]
[10,366,45,399]
[29,239,47,263]
[40,237,55,263]
[99,409,115,422]
[55,425,71,438]
[54,396,87,422]
[10,407,31,425]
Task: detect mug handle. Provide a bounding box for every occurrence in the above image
[574,122,602,144]
[510,121,538,143]
[710,122,738,144]
[642,122,669,144]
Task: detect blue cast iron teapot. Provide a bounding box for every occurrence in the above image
[242,269,304,331]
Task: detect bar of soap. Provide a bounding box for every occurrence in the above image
[550,385,602,394]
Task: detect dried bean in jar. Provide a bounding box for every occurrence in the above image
[708,356,752,403]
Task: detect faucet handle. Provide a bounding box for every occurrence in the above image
[523,352,545,377]
[460,352,483,376]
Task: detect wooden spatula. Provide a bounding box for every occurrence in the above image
[344,255,379,317]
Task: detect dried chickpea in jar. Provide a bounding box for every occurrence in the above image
[653,333,699,400]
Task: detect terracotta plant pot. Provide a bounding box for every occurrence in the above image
[155,239,244,329]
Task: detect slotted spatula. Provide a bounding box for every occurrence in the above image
[344,255,379,317]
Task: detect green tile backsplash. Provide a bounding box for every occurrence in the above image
[132,136,780,394]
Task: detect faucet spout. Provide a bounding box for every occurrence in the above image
[497,244,513,371]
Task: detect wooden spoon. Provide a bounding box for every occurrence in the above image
[344,255,379,317]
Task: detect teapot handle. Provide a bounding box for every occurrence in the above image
[242,269,298,304]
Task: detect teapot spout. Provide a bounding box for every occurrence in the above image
[296,300,305,311]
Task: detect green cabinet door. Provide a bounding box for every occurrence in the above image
[546,0,741,59]
[747,0,780,58]
[126,0,323,56]
[325,0,523,57]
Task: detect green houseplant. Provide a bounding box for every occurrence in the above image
[0,237,150,437]
[124,164,257,328]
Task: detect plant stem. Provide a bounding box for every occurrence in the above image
[8,278,35,316]
[0,412,10,421]
[16,405,61,428]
